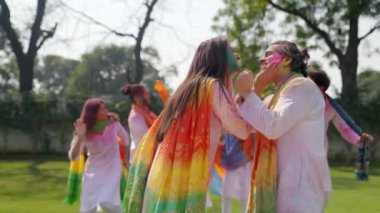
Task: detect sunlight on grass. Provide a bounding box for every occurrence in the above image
[0,159,378,213]
[0,159,78,213]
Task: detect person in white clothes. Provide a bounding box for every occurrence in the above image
[234,41,331,213]
[307,69,373,153]
[68,98,130,213]
[121,84,157,161]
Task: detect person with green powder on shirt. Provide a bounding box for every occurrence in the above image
[68,98,130,213]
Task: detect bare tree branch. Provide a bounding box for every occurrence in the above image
[138,0,158,42]
[267,0,344,60]
[133,0,159,83]
[36,23,58,50]
[58,0,159,83]
[154,21,195,49]
[27,0,47,58]
[0,0,25,61]
[0,0,57,92]
[126,67,133,83]
[359,24,380,41]
[58,0,136,39]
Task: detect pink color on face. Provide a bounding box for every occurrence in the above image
[267,54,284,64]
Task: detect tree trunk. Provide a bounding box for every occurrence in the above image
[339,56,358,104]
[18,57,34,92]
[132,0,159,83]
[134,42,143,83]
[339,16,360,111]
[0,0,54,93]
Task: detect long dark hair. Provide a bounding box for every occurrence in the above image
[79,98,104,137]
[271,41,310,77]
[156,37,231,142]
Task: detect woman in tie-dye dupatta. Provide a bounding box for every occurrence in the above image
[235,41,331,213]
[123,37,253,213]
[67,98,130,213]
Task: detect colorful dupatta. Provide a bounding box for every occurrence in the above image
[247,75,302,213]
[209,133,255,196]
[64,119,108,205]
[123,79,216,213]
[154,80,170,104]
[65,153,85,204]
[209,144,226,196]
[132,104,158,128]
[325,95,370,180]
[221,133,255,170]
[118,137,129,201]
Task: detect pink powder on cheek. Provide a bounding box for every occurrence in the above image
[267,54,284,64]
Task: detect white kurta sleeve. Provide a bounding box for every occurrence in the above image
[212,82,253,140]
[128,113,149,144]
[115,122,130,146]
[239,79,319,140]
[331,111,361,144]
[68,135,84,161]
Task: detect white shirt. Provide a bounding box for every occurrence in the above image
[239,77,331,213]
[128,108,150,160]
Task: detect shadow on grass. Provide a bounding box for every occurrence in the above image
[333,166,380,176]
[0,154,67,161]
[0,159,68,200]
[331,176,360,190]
[27,160,67,180]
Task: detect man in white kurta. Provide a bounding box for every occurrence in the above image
[239,77,332,213]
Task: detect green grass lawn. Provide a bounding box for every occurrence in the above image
[0,157,379,213]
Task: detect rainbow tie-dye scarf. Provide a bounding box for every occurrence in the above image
[209,133,255,196]
[209,143,226,196]
[326,95,370,180]
[64,154,85,204]
[247,132,277,213]
[247,75,302,213]
[123,79,216,213]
